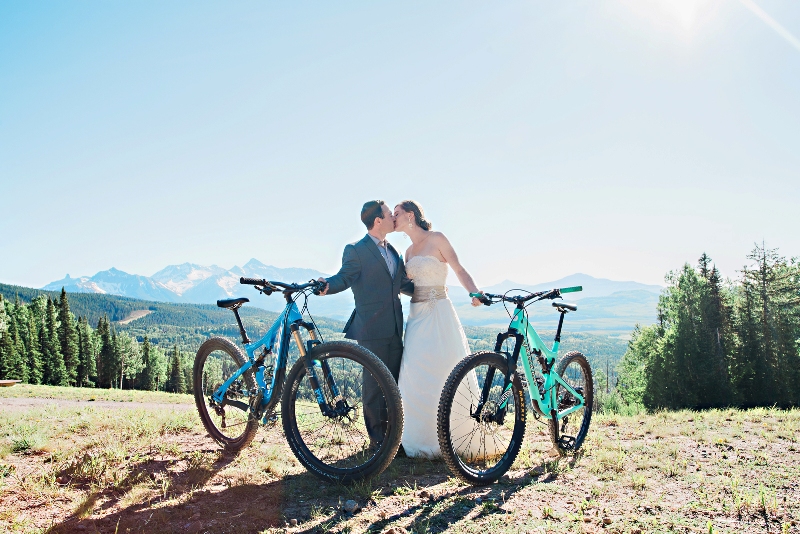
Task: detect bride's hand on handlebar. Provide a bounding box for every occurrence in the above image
[471,291,485,307]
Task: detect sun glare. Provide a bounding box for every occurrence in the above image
[664,0,705,29]
[622,0,717,33]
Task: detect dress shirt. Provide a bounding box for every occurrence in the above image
[368,234,397,277]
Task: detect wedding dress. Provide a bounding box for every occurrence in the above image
[398,256,497,458]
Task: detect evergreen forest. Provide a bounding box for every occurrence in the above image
[0,289,193,393]
[617,245,800,410]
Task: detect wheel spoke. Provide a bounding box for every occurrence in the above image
[442,357,524,479]
[194,340,257,448]
[287,351,394,473]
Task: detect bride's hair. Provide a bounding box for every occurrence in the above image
[399,200,432,231]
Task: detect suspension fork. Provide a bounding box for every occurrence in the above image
[496,329,524,423]
[473,328,524,421]
[290,321,337,417]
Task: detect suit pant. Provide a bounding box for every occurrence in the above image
[358,335,403,443]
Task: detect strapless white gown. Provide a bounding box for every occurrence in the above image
[398,256,493,458]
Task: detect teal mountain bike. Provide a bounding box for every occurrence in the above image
[437,286,593,485]
[193,277,403,483]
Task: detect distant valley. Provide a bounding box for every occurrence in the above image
[43,261,663,333]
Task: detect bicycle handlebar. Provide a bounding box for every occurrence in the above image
[239,277,325,295]
[560,286,583,294]
[240,277,267,285]
[470,285,582,307]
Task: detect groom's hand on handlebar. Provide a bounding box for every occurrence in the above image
[317,278,330,296]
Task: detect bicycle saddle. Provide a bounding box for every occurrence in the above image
[217,297,249,309]
[552,301,577,312]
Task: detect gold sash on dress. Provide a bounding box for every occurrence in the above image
[411,285,448,303]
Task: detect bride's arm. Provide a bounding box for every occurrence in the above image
[436,234,483,304]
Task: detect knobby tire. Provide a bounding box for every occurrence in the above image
[193,337,259,451]
[549,351,593,455]
[437,351,526,485]
[281,341,403,484]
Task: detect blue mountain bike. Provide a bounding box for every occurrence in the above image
[437,286,593,485]
[193,277,403,483]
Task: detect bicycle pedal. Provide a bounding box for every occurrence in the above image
[558,435,577,450]
[262,410,279,426]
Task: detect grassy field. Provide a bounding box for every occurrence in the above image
[0,386,798,534]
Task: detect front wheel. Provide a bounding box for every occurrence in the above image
[193,337,259,451]
[549,351,593,454]
[437,351,526,485]
[281,341,403,484]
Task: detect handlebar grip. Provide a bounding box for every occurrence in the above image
[560,286,583,294]
[469,292,492,306]
[240,277,267,285]
[312,279,326,295]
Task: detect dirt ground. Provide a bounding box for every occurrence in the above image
[1,388,798,534]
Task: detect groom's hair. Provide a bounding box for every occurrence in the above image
[361,200,386,230]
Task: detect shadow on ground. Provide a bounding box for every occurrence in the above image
[286,454,574,534]
[46,450,284,534]
[45,444,577,533]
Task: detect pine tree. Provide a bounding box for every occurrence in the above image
[0,296,11,380]
[13,303,34,384]
[25,297,46,385]
[737,245,800,407]
[7,311,28,382]
[700,261,732,406]
[182,358,193,395]
[139,336,157,391]
[110,328,120,388]
[42,297,68,386]
[57,288,80,386]
[166,346,185,394]
[76,317,96,388]
[0,295,6,334]
[96,316,113,388]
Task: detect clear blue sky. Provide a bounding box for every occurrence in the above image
[1,1,798,288]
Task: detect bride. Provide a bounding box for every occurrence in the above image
[394,200,495,458]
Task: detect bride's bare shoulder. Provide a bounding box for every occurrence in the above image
[427,231,448,243]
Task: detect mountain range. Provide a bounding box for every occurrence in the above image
[43,261,663,333]
[43,259,352,318]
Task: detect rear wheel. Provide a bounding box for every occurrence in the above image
[549,351,593,454]
[437,351,526,485]
[193,337,259,451]
[281,341,403,484]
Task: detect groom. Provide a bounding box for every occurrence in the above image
[319,200,414,445]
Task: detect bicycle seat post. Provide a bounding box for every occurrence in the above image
[554,310,566,343]
[231,305,251,344]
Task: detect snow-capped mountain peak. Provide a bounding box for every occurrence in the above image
[151,263,226,296]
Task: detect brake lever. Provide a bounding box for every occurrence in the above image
[311,279,325,296]
[470,292,493,306]
[256,285,273,296]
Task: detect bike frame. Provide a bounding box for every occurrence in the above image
[211,299,336,420]
[495,308,586,421]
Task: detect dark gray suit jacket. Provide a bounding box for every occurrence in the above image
[326,235,414,341]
